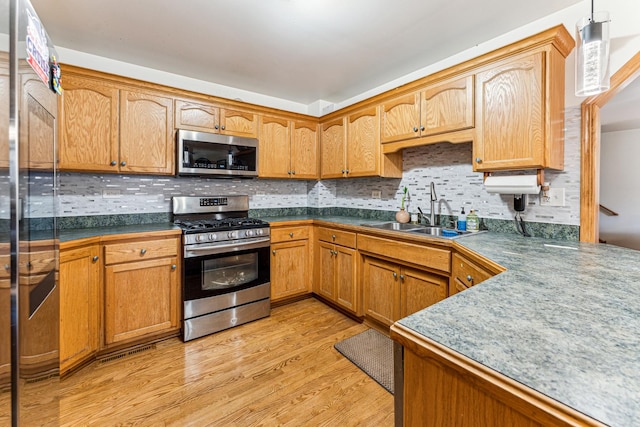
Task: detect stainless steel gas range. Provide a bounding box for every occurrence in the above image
[172,195,271,341]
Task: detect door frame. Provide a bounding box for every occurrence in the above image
[579,51,640,242]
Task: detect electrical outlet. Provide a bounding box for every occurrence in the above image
[371,190,381,199]
[102,189,121,198]
[540,187,564,206]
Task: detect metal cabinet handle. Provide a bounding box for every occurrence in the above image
[475,157,482,163]
[287,170,291,174]
[121,161,127,167]
[215,125,219,130]
[341,169,345,174]
[3,264,8,271]
[392,272,397,278]
[466,275,473,283]
[26,262,32,269]
[331,234,336,241]
[221,125,226,130]
[400,274,405,281]
[289,232,294,237]
[110,160,117,166]
[413,127,418,132]
[272,249,276,255]
[140,248,147,255]
[345,169,349,174]
[171,264,177,270]
[92,256,99,262]
[291,170,296,175]
[420,126,425,131]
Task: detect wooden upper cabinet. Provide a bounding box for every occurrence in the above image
[220,108,258,138]
[259,115,291,178]
[290,120,319,179]
[120,89,174,175]
[380,93,420,143]
[347,107,381,177]
[175,99,219,133]
[20,73,57,170]
[320,117,346,179]
[59,74,119,172]
[421,75,474,137]
[474,50,564,171]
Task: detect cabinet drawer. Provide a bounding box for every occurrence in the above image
[19,250,57,275]
[317,227,356,248]
[104,238,178,265]
[0,254,9,280]
[451,253,493,289]
[270,226,309,243]
[358,234,450,273]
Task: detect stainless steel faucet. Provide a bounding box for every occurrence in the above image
[428,182,437,226]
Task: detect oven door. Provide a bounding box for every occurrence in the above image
[183,240,270,302]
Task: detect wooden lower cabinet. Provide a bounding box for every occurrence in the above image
[362,256,447,328]
[314,227,359,314]
[102,233,180,349]
[270,225,312,302]
[59,242,100,375]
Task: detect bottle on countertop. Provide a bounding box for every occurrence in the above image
[457,207,467,231]
[467,209,479,232]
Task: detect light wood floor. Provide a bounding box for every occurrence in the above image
[8,298,394,426]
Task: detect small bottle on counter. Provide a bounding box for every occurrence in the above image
[410,212,419,224]
[457,207,467,231]
[467,209,479,232]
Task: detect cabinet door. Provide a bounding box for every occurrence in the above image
[59,244,100,374]
[120,89,174,175]
[335,245,358,314]
[290,120,319,179]
[380,93,420,143]
[347,107,380,177]
[20,74,57,170]
[474,52,544,171]
[175,99,219,132]
[316,241,336,300]
[421,75,474,137]
[220,108,258,138]
[270,240,310,301]
[320,118,346,178]
[400,266,448,318]
[363,257,398,327]
[59,74,119,172]
[104,257,179,345]
[259,115,291,178]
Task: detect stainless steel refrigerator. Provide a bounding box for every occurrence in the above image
[2,0,60,424]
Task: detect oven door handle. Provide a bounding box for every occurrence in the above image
[185,237,271,257]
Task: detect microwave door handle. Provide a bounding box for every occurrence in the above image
[185,238,271,256]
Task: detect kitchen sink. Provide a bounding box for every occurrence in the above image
[407,227,477,238]
[360,222,425,231]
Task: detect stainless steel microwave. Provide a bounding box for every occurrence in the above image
[176,129,259,177]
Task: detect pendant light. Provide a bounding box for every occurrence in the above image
[575,0,610,96]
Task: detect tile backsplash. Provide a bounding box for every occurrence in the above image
[28,107,580,228]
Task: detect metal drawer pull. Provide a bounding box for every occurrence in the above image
[121,161,127,167]
[110,160,117,166]
[289,232,294,237]
[413,127,418,132]
[171,264,177,270]
[400,274,405,280]
[140,249,147,255]
[4,264,9,271]
[272,250,276,255]
[466,275,473,282]
[92,256,99,262]
[332,234,336,240]
[392,272,397,278]
[26,262,32,269]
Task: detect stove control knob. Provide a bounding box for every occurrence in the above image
[227,231,237,239]
[245,230,254,237]
[196,234,206,242]
[256,229,264,236]
[208,233,217,241]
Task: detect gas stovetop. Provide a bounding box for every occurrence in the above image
[175,217,268,234]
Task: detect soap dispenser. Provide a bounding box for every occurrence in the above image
[457,207,467,231]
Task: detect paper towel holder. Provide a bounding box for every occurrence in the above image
[483,169,544,187]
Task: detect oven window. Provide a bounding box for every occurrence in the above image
[202,253,258,290]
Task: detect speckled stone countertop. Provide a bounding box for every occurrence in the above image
[398,232,640,426]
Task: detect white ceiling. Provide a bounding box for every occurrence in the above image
[600,75,640,132]
[30,0,582,108]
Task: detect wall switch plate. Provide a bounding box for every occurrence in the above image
[102,189,121,198]
[371,190,381,199]
[540,187,564,206]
